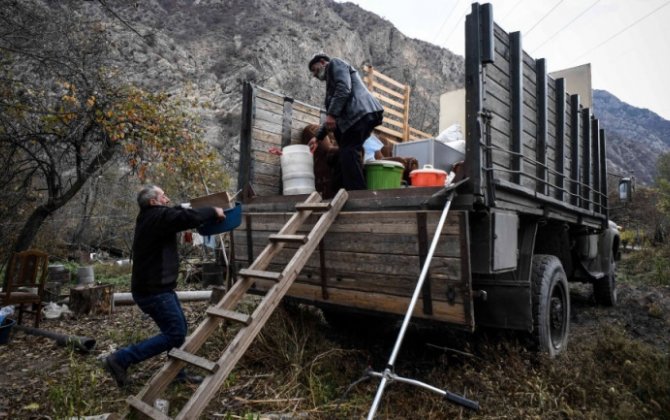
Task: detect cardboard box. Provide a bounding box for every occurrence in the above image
[189,191,234,209]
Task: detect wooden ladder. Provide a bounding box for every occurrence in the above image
[124,189,348,419]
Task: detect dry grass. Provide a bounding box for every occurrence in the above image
[2,254,669,418]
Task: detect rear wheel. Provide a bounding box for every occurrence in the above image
[531,254,570,358]
[593,258,617,306]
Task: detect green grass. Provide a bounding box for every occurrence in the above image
[618,247,670,286]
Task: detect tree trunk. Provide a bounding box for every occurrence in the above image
[11,143,118,253]
[13,205,54,253]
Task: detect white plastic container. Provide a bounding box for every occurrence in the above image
[281,145,315,195]
[77,266,94,286]
[393,138,465,172]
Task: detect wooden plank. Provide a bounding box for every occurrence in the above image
[238,211,463,236]
[254,279,469,325]
[403,85,411,141]
[369,79,405,99]
[295,202,331,211]
[269,234,308,244]
[206,307,252,325]
[236,233,463,262]
[255,107,284,126]
[251,127,282,144]
[255,96,284,113]
[238,268,282,281]
[555,78,566,201]
[127,396,170,420]
[581,107,591,210]
[290,109,321,126]
[536,58,548,195]
[253,118,283,136]
[384,117,405,129]
[510,31,523,184]
[255,87,286,107]
[252,161,280,177]
[364,65,406,89]
[252,150,280,165]
[375,124,404,139]
[373,92,405,109]
[380,105,404,119]
[292,249,454,279]
[168,348,218,373]
[249,271,467,304]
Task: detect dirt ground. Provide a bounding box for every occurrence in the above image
[0,267,668,419]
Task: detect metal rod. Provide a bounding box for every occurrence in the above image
[367,193,454,419]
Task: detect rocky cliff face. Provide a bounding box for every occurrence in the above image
[594,90,670,185]
[76,0,464,173]
[66,0,670,185]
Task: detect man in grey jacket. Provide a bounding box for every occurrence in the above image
[307,53,383,191]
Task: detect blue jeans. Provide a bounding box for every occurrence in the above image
[113,290,187,369]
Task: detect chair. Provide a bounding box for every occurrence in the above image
[1,249,49,327]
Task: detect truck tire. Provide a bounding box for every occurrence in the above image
[531,254,570,358]
[593,259,617,306]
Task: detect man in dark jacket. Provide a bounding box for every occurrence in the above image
[103,185,224,387]
[307,53,384,190]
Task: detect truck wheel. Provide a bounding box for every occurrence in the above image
[531,254,570,358]
[593,259,617,306]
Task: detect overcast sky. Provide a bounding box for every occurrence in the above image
[340,0,670,120]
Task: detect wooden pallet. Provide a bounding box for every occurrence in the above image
[123,189,348,419]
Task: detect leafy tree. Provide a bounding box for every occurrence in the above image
[0,1,228,261]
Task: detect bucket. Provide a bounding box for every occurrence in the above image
[0,318,16,345]
[77,266,95,286]
[281,145,315,195]
[410,164,448,187]
[197,202,243,235]
[365,160,404,190]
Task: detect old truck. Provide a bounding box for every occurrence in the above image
[229,2,619,358]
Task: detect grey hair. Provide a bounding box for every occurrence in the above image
[137,185,160,208]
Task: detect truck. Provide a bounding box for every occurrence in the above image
[229,2,620,358]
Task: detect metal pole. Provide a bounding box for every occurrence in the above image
[367,194,454,419]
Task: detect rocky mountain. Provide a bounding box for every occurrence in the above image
[77,0,463,174]
[594,90,670,185]
[38,0,670,185]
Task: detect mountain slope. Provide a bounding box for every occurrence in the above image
[594,89,670,185]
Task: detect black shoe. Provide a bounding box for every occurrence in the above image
[173,371,204,385]
[103,355,129,388]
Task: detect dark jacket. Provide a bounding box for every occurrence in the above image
[131,205,218,295]
[316,58,383,140]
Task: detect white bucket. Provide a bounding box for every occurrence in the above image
[281,145,315,195]
[77,266,95,286]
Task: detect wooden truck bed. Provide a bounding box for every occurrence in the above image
[232,189,474,329]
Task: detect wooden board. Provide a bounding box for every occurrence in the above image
[234,208,473,327]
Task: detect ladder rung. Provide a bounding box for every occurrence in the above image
[295,202,332,211]
[268,234,308,243]
[207,307,252,325]
[168,348,219,373]
[238,268,282,281]
[126,396,171,420]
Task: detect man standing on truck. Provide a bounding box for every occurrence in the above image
[307,53,384,191]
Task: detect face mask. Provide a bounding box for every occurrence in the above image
[316,66,327,81]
